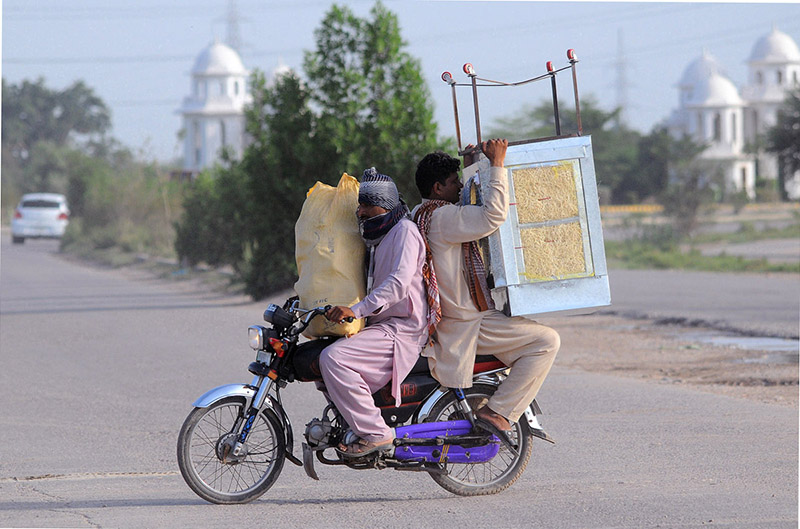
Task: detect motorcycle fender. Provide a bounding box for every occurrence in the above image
[192,384,256,408]
[415,387,450,423]
[192,384,300,464]
[525,400,555,444]
[415,377,498,422]
[416,375,504,422]
[523,406,542,430]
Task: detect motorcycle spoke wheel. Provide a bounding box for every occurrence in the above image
[425,384,532,496]
[177,397,285,504]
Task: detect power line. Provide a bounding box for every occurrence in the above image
[111,99,177,107]
[3,54,196,65]
[3,0,373,21]
[3,47,302,65]
[5,8,797,74]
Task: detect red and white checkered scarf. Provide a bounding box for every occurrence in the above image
[414,200,494,340]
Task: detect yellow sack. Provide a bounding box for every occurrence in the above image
[294,173,366,338]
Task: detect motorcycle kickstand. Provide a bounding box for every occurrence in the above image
[301,442,319,480]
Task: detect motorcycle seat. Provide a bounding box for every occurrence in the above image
[292,337,507,383]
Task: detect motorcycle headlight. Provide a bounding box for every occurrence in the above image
[248,326,267,350]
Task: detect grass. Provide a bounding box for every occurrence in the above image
[605,240,799,273]
[689,220,800,245]
[605,208,800,273]
[605,217,800,273]
[57,197,798,277]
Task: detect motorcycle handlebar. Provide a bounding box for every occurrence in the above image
[302,305,354,323]
[288,305,354,338]
[320,305,354,323]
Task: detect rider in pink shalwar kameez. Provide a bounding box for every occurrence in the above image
[319,170,428,448]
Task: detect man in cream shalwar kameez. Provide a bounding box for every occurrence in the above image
[413,139,560,431]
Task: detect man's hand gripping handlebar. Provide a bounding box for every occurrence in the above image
[325,305,356,324]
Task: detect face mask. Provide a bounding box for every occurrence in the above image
[358,209,391,238]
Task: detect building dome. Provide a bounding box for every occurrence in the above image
[748,27,800,63]
[678,50,726,88]
[192,40,247,76]
[686,72,743,107]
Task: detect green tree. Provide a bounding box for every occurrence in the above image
[176,2,445,298]
[303,1,442,202]
[767,88,800,201]
[239,70,321,297]
[488,97,645,203]
[2,78,110,166]
[174,170,238,267]
[635,127,675,200]
[658,135,712,237]
[2,78,113,213]
[1,77,180,255]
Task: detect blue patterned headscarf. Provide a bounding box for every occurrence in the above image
[358,167,400,211]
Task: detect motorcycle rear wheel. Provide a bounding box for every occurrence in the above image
[425,384,533,496]
[177,397,285,504]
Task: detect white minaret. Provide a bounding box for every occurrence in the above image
[179,39,252,173]
[667,51,755,198]
[741,26,800,198]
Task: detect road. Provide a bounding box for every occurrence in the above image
[1,239,797,528]
[603,269,800,339]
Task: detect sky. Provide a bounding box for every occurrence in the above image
[3,1,800,164]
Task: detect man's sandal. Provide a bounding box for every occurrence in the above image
[474,405,511,433]
[336,437,394,458]
[474,406,519,453]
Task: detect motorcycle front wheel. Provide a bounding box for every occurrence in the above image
[425,384,533,496]
[177,397,285,504]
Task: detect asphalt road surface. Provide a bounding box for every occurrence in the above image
[1,239,797,528]
[603,269,800,339]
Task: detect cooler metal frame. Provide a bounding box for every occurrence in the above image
[463,136,610,317]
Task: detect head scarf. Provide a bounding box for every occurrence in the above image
[358,167,400,211]
[357,168,408,247]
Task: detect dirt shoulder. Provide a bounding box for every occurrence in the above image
[544,313,798,408]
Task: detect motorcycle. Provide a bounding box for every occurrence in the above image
[177,296,554,504]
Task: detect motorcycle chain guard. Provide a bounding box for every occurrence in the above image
[393,420,500,464]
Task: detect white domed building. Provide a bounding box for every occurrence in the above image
[179,40,252,173]
[667,27,800,200]
[741,27,800,199]
[667,51,755,198]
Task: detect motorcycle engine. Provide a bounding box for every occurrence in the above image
[304,418,333,447]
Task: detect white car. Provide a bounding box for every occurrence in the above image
[11,193,70,244]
